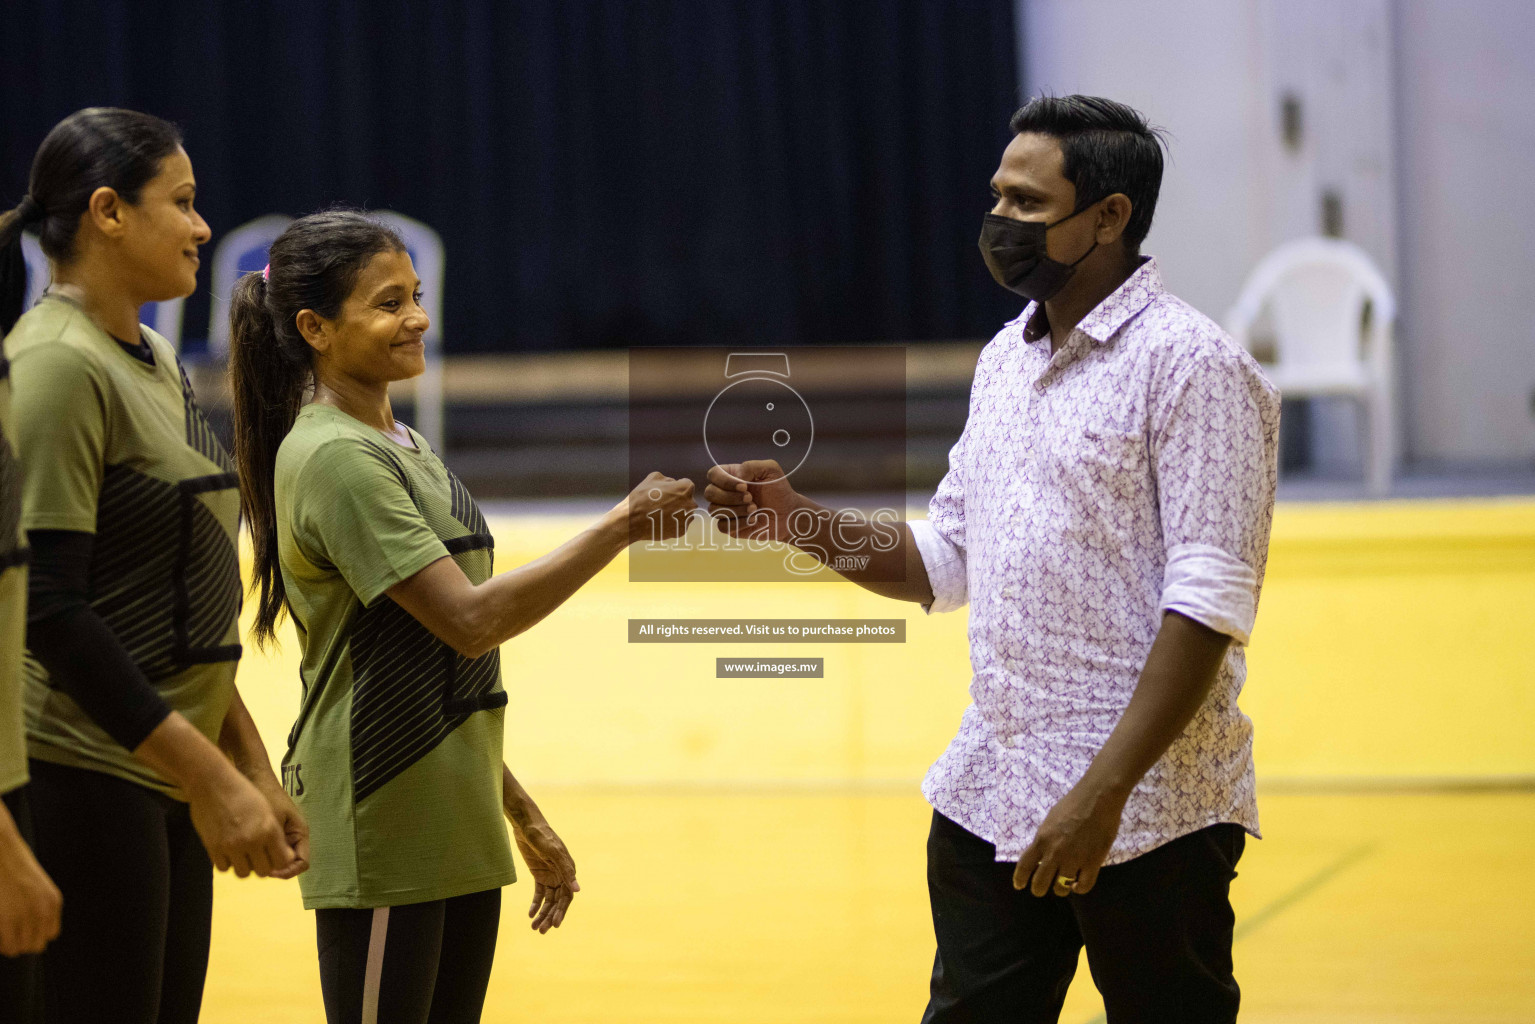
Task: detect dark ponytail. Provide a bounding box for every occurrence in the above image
[2,108,182,334]
[229,209,404,647]
[0,198,46,335]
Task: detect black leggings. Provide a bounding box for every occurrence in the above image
[0,785,42,1024]
[26,759,213,1024]
[317,888,502,1024]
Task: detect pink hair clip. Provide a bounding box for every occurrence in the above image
[262,263,270,283]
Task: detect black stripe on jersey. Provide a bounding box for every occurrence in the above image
[174,474,243,665]
[348,596,502,802]
[89,466,241,682]
[0,547,29,573]
[446,469,488,535]
[346,446,504,802]
[443,533,494,556]
[439,487,497,713]
[176,361,235,472]
[92,466,181,678]
[443,648,506,716]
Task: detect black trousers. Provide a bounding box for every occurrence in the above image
[922,810,1244,1024]
[317,888,502,1024]
[0,785,43,1024]
[26,759,214,1024]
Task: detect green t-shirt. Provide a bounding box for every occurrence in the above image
[276,402,514,909]
[5,295,241,798]
[0,356,29,796]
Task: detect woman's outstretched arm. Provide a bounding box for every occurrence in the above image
[385,472,695,659]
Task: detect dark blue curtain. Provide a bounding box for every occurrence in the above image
[2,0,1022,353]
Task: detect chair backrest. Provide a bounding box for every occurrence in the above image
[1226,237,1396,377]
[139,298,185,350]
[23,232,184,350]
[374,210,446,453]
[20,232,48,312]
[200,210,446,449]
[207,214,293,360]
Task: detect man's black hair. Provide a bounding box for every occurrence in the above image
[1009,94,1166,253]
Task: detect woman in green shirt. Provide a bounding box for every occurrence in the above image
[228,209,696,1024]
[1,108,306,1024]
[0,342,59,1021]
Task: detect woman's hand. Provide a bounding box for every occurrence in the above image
[252,776,310,879]
[137,712,296,878]
[617,471,697,545]
[185,766,295,878]
[511,820,579,934]
[0,807,62,957]
[503,766,579,934]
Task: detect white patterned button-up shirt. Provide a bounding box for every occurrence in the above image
[909,257,1280,865]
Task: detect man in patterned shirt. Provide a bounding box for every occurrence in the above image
[707,94,1279,1023]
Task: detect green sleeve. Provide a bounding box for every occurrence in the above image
[11,343,105,533]
[292,438,449,607]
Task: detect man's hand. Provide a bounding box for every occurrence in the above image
[0,809,62,957]
[1012,781,1128,897]
[253,776,310,880]
[704,459,801,541]
[1011,611,1232,897]
[512,821,579,934]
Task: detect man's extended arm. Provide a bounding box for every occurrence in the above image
[703,460,934,605]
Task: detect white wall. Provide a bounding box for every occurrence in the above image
[1396,0,1535,463]
[1018,0,1277,323]
[1016,0,1535,466]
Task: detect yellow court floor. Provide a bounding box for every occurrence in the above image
[203,788,1535,1023]
[204,499,1535,1021]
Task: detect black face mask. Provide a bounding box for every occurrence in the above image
[978,204,1098,302]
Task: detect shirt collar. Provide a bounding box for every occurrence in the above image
[1018,256,1164,346]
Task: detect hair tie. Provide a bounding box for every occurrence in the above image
[262,263,270,283]
[15,194,44,227]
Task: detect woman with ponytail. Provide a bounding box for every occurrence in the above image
[229,209,696,1024]
[1,108,307,1024]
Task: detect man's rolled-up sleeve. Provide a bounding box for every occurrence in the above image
[1151,345,1280,646]
[910,429,970,615]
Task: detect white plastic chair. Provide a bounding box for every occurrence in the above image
[140,297,185,350]
[1226,237,1397,496]
[207,214,293,361]
[22,232,184,350]
[20,232,48,313]
[374,210,446,455]
[201,210,445,452]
